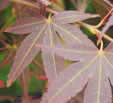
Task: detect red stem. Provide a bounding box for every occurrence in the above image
[0,40,8,46]
[0,47,8,51]
[94,8,113,28]
[95,33,101,42]
[95,33,103,51]
[101,8,113,23]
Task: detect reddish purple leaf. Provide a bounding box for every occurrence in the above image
[31,55,44,74]
[52,11,91,23]
[42,24,64,83]
[5,17,45,34]
[39,42,113,103]
[6,11,93,86]
[7,23,45,87]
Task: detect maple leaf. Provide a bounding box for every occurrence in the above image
[31,53,44,75]
[38,42,113,103]
[5,11,93,86]
[0,49,16,69]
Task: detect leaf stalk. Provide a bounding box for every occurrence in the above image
[78,22,113,42]
[94,8,113,28]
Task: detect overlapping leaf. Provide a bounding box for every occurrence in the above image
[5,11,93,86]
[39,42,113,103]
[42,24,65,82]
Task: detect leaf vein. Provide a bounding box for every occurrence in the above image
[97,55,102,103]
[49,22,57,78]
[8,20,45,31]
[8,23,47,84]
[48,54,99,103]
[51,22,81,42]
[52,15,87,21]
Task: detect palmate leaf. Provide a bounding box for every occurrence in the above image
[7,24,44,87]
[5,11,93,86]
[39,42,113,103]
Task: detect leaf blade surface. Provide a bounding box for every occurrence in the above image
[40,42,113,103]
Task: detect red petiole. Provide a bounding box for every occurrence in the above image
[95,33,103,51]
[94,8,113,28]
[0,47,8,51]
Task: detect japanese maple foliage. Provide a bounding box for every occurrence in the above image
[5,10,93,86]
[1,0,113,103]
[37,41,113,103]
